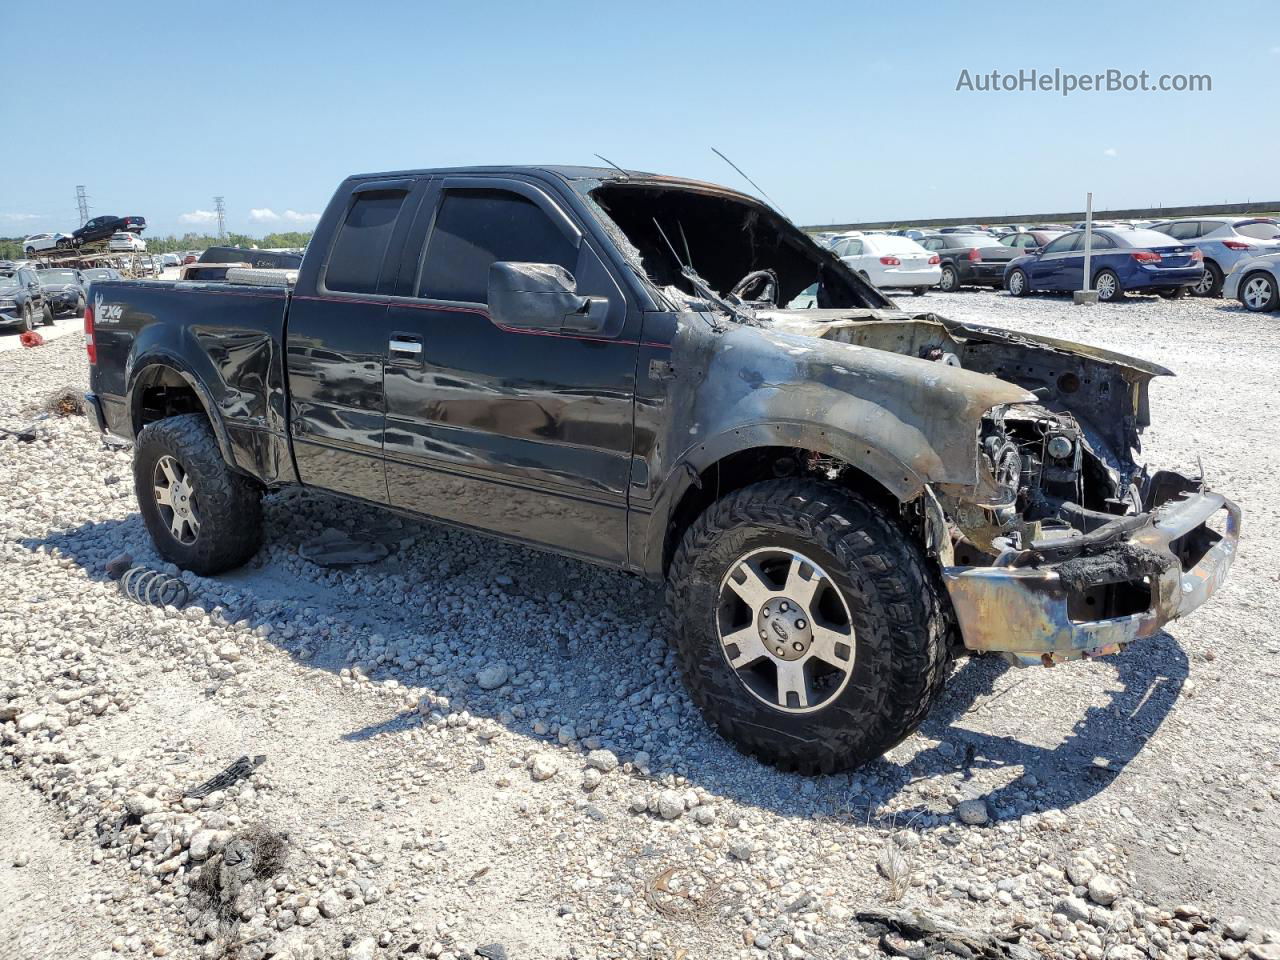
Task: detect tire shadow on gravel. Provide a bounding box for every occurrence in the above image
[25,506,1187,828]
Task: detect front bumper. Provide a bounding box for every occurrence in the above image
[943,487,1240,666]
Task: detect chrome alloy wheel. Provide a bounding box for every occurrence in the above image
[1192,270,1214,296]
[153,454,201,544]
[716,547,855,714]
[1095,272,1118,300]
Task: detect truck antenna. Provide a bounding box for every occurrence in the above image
[594,154,630,179]
[711,147,787,219]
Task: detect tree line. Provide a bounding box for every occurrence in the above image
[0,231,312,260]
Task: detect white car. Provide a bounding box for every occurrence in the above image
[108,231,147,252]
[22,232,71,254]
[829,233,941,295]
[161,253,181,267]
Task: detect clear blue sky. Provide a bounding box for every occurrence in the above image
[3,0,1276,236]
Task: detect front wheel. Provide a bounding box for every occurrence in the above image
[1094,269,1123,302]
[1006,268,1030,297]
[41,302,55,326]
[666,479,950,774]
[1240,271,1279,313]
[134,414,263,575]
[19,303,34,332]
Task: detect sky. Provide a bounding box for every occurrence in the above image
[3,1,1277,237]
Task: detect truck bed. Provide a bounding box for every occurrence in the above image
[88,279,296,485]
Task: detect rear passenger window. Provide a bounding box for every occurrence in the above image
[417,189,577,303]
[1165,222,1200,240]
[325,189,409,294]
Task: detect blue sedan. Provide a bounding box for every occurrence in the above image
[1004,228,1204,302]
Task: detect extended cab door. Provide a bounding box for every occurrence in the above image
[378,175,638,565]
[285,177,430,503]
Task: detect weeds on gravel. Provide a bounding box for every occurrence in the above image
[191,823,289,922]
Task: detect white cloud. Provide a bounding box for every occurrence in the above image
[179,209,219,224]
[249,208,280,223]
[282,210,320,224]
[1103,147,1118,157]
[0,212,41,222]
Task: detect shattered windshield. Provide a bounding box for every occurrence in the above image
[585,182,889,315]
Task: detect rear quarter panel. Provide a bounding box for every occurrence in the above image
[88,280,296,485]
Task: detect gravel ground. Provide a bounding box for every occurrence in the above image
[2,289,1278,960]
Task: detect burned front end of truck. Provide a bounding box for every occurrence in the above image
[578,170,1239,667]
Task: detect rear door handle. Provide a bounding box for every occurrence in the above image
[388,337,422,356]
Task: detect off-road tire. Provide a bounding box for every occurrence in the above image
[134,413,263,575]
[665,479,951,774]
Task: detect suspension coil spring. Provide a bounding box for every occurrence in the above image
[119,566,191,608]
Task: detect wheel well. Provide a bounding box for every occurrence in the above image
[662,446,899,576]
[131,365,208,436]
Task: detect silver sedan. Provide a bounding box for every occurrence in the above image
[1223,252,1280,313]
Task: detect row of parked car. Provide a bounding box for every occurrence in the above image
[0,261,127,331]
[814,215,1280,312]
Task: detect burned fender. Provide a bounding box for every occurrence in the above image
[664,321,1034,496]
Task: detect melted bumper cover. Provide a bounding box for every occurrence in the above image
[942,490,1240,666]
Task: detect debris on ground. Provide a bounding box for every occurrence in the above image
[18,330,44,348]
[39,385,85,417]
[118,565,190,607]
[190,823,289,921]
[856,908,1036,959]
[298,528,390,567]
[186,755,268,799]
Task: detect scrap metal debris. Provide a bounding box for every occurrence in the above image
[644,865,726,921]
[186,755,267,799]
[191,823,288,921]
[856,909,1036,959]
[298,528,390,567]
[119,566,190,608]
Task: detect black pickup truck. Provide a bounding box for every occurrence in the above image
[86,165,1239,773]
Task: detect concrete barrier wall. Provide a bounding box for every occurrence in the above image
[805,201,1280,233]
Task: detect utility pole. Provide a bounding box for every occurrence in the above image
[1073,191,1098,306]
[76,185,90,226]
[214,196,227,240]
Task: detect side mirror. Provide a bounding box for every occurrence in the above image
[487,261,608,334]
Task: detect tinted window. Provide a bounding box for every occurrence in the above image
[944,234,994,248]
[1164,222,1200,240]
[325,189,409,294]
[1086,232,1116,249]
[417,189,577,303]
[1237,221,1280,240]
[1042,234,1079,254]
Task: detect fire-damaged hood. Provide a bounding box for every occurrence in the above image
[760,308,1167,468]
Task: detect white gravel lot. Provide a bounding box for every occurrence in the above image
[1,288,1278,960]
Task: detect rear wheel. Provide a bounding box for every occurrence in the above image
[1240,271,1279,313]
[1094,269,1123,302]
[666,479,950,774]
[19,303,34,333]
[1006,268,1030,297]
[938,265,960,292]
[1158,286,1189,300]
[1192,260,1223,298]
[911,287,927,297]
[134,414,263,575]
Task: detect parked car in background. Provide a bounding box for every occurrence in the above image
[1027,223,1071,232]
[938,224,990,235]
[161,253,181,267]
[0,261,54,330]
[830,233,940,294]
[73,215,146,246]
[81,267,123,287]
[23,232,72,254]
[1005,228,1204,302]
[35,267,87,316]
[1223,251,1280,313]
[918,233,1020,291]
[1147,217,1280,297]
[182,252,199,265]
[109,232,147,252]
[999,229,1065,253]
[1072,220,1132,230]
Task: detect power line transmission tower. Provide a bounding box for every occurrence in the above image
[76,186,90,226]
[214,196,227,240]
